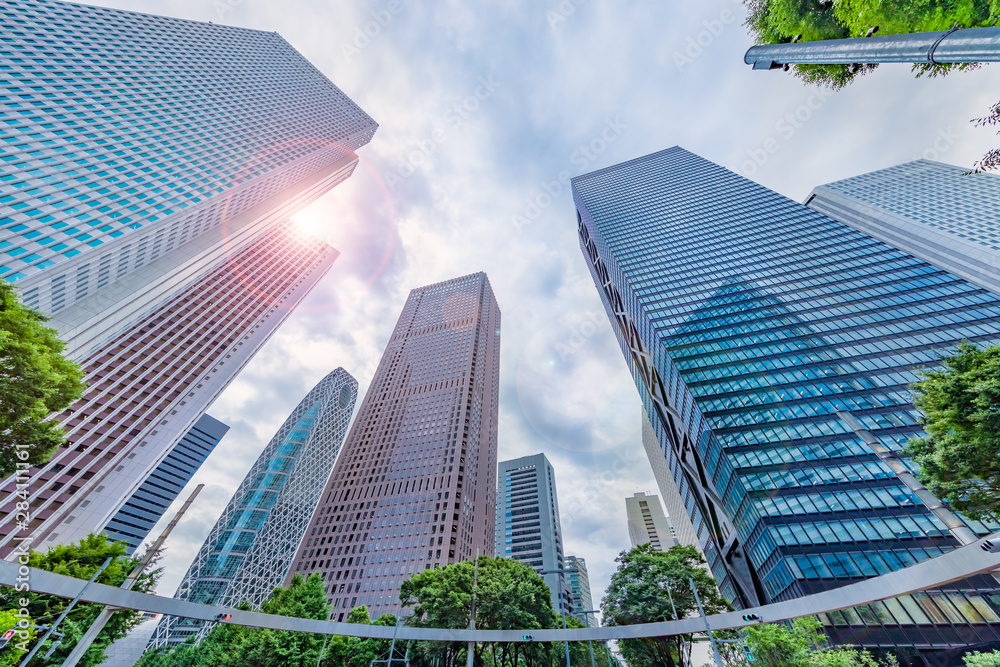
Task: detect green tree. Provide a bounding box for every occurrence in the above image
[0,533,158,667]
[320,606,400,667]
[601,544,730,667]
[0,608,36,667]
[743,0,1000,169]
[965,649,1000,667]
[138,574,333,667]
[906,342,1000,521]
[742,617,895,667]
[0,280,85,477]
[401,556,557,667]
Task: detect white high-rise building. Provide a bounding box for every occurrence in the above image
[805,160,1000,296]
[625,492,678,552]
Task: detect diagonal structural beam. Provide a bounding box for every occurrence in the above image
[745,27,1000,70]
[2,533,999,643]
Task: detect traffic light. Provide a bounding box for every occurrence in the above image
[521,635,534,642]
[742,613,762,622]
[215,613,232,622]
[0,629,15,650]
[982,539,999,553]
[742,644,755,662]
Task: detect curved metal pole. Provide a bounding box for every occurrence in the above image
[2,534,998,643]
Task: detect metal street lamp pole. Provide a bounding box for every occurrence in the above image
[21,557,112,665]
[572,610,602,667]
[466,550,479,667]
[538,567,578,667]
[62,484,205,667]
[745,26,1000,70]
[689,578,723,667]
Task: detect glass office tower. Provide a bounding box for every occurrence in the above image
[150,368,357,648]
[495,453,571,614]
[806,160,1000,297]
[0,0,376,557]
[104,414,230,554]
[573,147,1000,657]
[289,273,501,621]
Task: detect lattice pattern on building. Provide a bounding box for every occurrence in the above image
[151,368,358,648]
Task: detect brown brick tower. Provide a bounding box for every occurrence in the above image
[289,273,501,620]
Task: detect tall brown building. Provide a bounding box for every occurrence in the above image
[289,273,501,620]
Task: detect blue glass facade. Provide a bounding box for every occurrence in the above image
[573,147,1000,655]
[0,0,376,314]
[151,368,357,648]
[104,413,229,554]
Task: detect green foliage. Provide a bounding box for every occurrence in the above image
[743,617,826,667]
[906,342,1000,521]
[742,617,887,667]
[319,606,401,667]
[965,649,1000,667]
[0,280,86,477]
[401,556,556,667]
[0,533,158,667]
[601,544,729,667]
[137,574,333,667]
[0,608,36,667]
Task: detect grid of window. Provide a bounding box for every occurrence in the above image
[572,147,1000,651]
[103,414,229,554]
[150,370,357,648]
[812,160,1000,250]
[0,0,376,312]
[495,454,569,613]
[0,220,337,555]
[289,274,501,621]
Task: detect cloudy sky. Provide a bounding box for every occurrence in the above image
[80,0,1000,613]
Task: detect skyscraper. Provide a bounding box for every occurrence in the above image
[0,0,377,556]
[1,0,376,352]
[288,273,501,621]
[151,369,357,648]
[104,414,230,555]
[0,221,339,556]
[495,453,571,614]
[625,492,677,552]
[805,160,1000,296]
[573,147,1000,655]
[565,555,597,627]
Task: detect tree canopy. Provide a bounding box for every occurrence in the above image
[743,617,893,667]
[907,342,1000,521]
[400,555,616,667]
[600,544,729,667]
[0,533,158,667]
[0,280,86,477]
